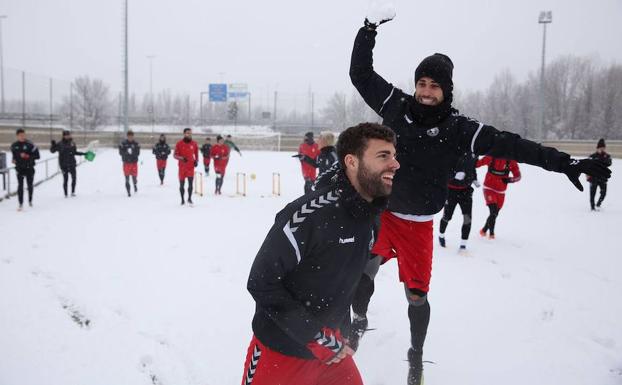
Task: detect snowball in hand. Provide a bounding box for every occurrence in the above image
[366,1,396,25]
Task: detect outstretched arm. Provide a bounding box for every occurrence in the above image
[349,24,396,117]
[469,122,611,191]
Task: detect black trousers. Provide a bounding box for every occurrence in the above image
[180,177,194,202]
[590,181,607,209]
[16,168,35,205]
[439,187,473,240]
[62,166,77,196]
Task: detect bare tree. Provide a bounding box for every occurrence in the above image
[321,92,348,130]
[62,76,112,130]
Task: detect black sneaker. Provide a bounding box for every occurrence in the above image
[134,185,138,193]
[349,316,369,351]
[439,236,446,248]
[188,199,193,205]
[407,348,423,385]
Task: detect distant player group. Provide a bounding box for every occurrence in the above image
[8,128,242,209]
[118,129,241,204]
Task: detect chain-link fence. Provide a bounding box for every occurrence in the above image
[0,67,73,130]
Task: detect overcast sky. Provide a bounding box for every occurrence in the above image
[2,0,622,109]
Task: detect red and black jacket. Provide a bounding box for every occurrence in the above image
[476,156,521,193]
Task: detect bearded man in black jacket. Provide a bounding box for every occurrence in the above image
[241,123,399,385]
[349,17,611,385]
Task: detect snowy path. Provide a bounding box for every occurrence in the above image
[0,150,620,385]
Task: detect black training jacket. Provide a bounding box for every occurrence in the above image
[589,152,612,183]
[201,143,212,158]
[50,139,85,169]
[317,146,339,176]
[11,140,40,171]
[152,142,171,160]
[350,26,573,215]
[119,140,140,163]
[448,153,478,189]
[247,172,385,359]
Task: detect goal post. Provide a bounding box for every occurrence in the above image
[222,132,282,152]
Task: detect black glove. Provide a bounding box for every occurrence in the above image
[364,16,394,30]
[51,140,56,146]
[292,154,303,160]
[194,160,198,167]
[562,158,611,192]
[501,178,512,184]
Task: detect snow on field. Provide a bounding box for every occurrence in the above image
[0,150,620,385]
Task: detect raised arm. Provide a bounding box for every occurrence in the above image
[349,24,396,117]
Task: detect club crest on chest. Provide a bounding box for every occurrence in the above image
[427,127,439,137]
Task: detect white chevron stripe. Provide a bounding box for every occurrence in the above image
[292,211,304,224]
[283,223,302,263]
[309,199,322,209]
[300,203,314,215]
[245,345,262,385]
[318,195,330,205]
[327,191,338,201]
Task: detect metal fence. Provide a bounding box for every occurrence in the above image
[0,155,85,201]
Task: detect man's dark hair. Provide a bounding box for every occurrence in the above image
[337,123,396,166]
[206,137,211,141]
[226,134,232,138]
[127,130,134,136]
[16,128,25,135]
[183,128,192,134]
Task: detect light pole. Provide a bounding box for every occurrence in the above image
[122,0,129,133]
[146,55,155,134]
[538,11,552,139]
[0,15,7,115]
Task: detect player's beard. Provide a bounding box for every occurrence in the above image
[357,160,392,199]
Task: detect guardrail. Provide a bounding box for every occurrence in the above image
[0,156,85,201]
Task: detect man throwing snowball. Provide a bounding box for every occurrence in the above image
[348,14,611,385]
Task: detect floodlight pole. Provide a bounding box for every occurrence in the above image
[123,0,129,133]
[538,11,552,139]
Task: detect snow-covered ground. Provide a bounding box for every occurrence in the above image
[0,150,620,385]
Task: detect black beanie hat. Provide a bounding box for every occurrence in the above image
[415,53,454,102]
[217,135,223,141]
[597,138,606,149]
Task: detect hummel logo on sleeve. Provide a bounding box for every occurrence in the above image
[339,237,355,244]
